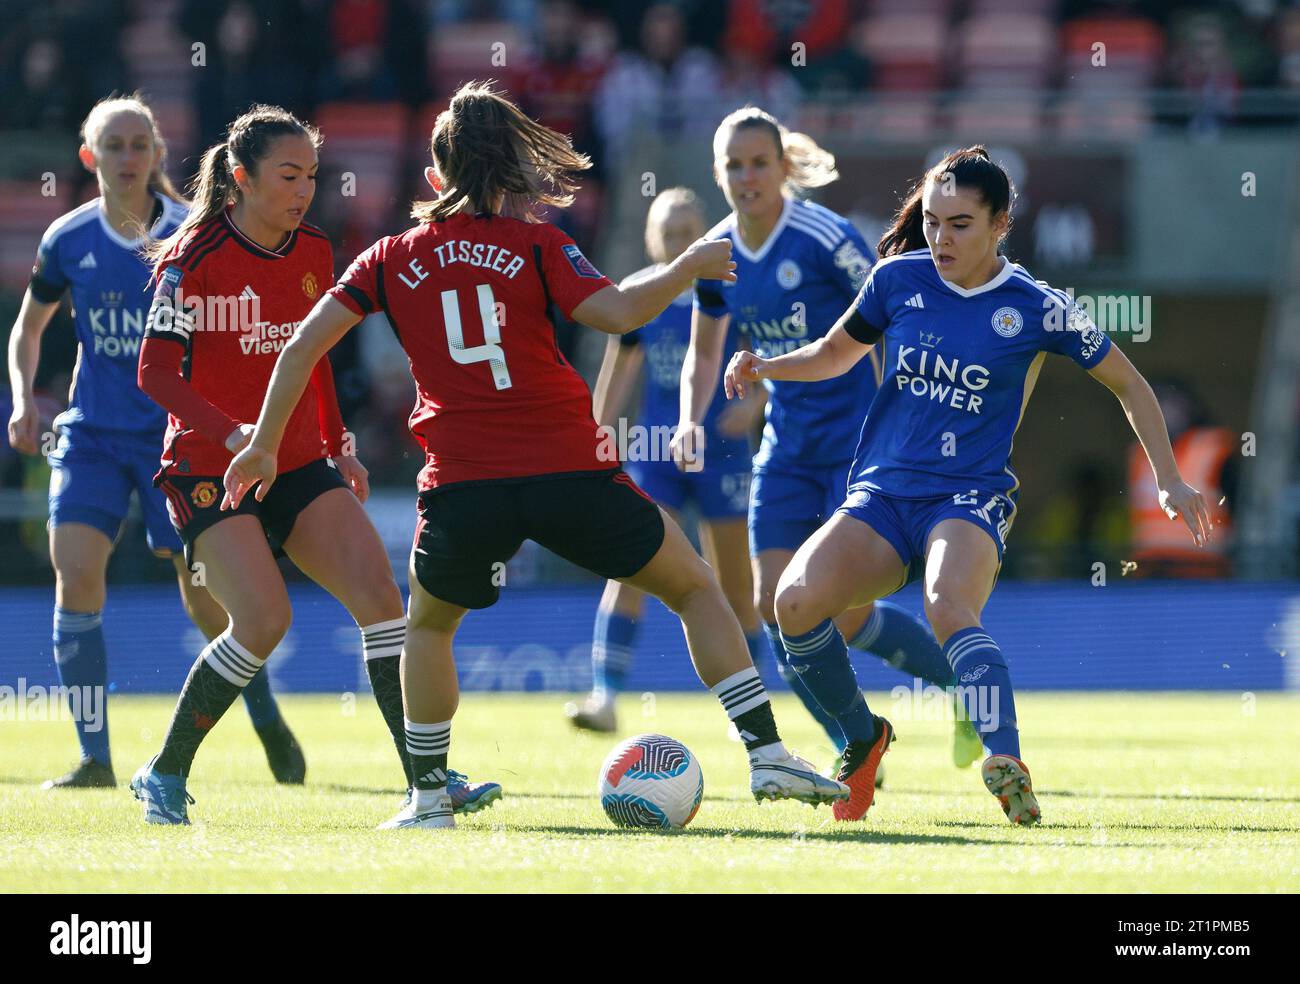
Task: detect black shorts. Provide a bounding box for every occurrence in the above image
[157,457,347,570]
[413,468,666,609]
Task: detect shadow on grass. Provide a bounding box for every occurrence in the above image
[886,785,1300,805]
[527,824,988,846]
[935,819,1300,834]
[317,784,407,797]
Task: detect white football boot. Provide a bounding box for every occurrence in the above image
[564,693,617,733]
[377,787,455,830]
[749,745,850,806]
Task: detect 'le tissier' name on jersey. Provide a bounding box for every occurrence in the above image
[405,239,526,285]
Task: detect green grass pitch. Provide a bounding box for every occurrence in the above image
[3,692,1297,892]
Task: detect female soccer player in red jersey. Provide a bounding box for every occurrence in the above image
[7,94,303,789]
[227,83,848,829]
[128,105,498,825]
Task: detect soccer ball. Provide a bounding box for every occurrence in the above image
[598,733,704,830]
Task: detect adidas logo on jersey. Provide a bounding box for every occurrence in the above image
[78,252,97,269]
[904,292,924,309]
[240,285,259,301]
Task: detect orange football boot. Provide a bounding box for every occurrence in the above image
[832,716,895,821]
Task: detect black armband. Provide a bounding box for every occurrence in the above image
[843,309,883,345]
[29,274,64,304]
[694,282,725,311]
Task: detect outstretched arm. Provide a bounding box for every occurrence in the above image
[223,296,362,507]
[571,238,736,335]
[723,316,873,399]
[1088,345,1212,546]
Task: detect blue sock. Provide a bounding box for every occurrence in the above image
[592,608,637,698]
[944,627,1019,758]
[763,623,845,750]
[52,608,111,765]
[241,665,281,728]
[849,601,956,688]
[780,619,877,746]
[745,630,779,689]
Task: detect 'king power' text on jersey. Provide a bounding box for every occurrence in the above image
[30,194,187,434]
[847,249,1113,499]
[695,197,877,467]
[328,213,614,490]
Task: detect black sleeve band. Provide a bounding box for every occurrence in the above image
[694,282,725,310]
[843,309,883,345]
[340,282,374,315]
[29,274,64,304]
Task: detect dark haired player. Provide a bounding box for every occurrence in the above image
[725,146,1213,824]
[227,83,847,829]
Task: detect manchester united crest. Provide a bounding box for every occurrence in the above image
[191,481,219,508]
[302,271,319,299]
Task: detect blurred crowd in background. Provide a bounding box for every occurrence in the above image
[1,0,1296,582]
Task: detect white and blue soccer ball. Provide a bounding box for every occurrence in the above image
[598,733,704,830]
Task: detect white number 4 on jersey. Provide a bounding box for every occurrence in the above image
[442,284,512,390]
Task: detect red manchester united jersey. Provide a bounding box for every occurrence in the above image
[328,213,614,489]
[145,210,336,476]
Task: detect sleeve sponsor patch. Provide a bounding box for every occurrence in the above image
[1066,303,1106,361]
[833,240,871,291]
[562,243,602,279]
[147,268,195,339]
[157,265,184,299]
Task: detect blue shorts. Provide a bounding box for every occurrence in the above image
[749,459,851,554]
[626,450,751,521]
[836,486,1018,583]
[48,426,181,554]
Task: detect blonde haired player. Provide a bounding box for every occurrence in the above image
[7,94,304,789]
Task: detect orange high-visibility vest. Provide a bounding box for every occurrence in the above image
[1128,427,1233,571]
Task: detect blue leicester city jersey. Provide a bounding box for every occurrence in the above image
[620,266,740,441]
[695,197,877,468]
[848,249,1113,499]
[29,194,188,435]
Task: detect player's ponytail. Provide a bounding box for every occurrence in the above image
[712,107,839,198]
[412,80,591,224]
[876,185,926,258]
[878,145,1015,257]
[80,93,187,205]
[146,105,320,267]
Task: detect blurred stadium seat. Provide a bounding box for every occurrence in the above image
[313,102,409,240]
[0,181,70,291]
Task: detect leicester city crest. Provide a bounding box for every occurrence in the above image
[991,306,1023,338]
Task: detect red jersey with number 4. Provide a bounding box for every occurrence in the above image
[328,213,614,489]
[144,210,341,477]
